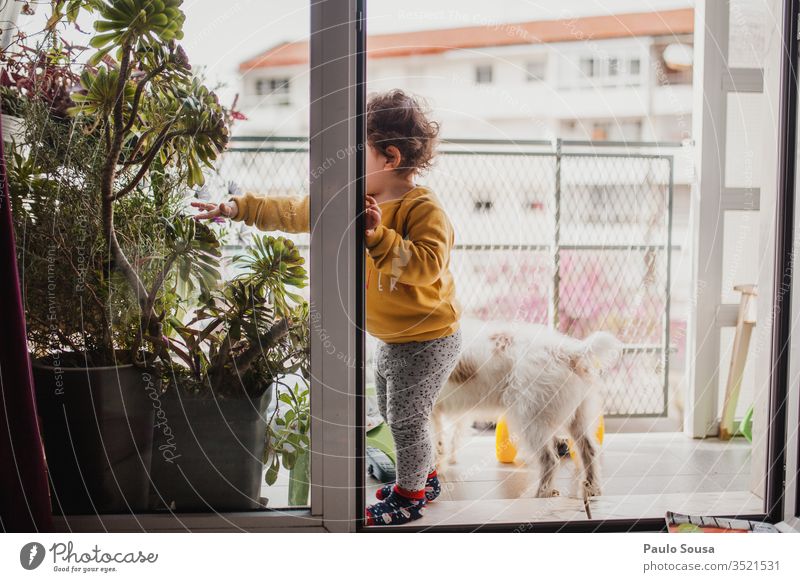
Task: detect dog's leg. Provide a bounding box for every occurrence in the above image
[568,401,602,498]
[447,418,464,465]
[534,441,561,498]
[432,407,447,466]
[504,413,560,498]
[517,425,560,498]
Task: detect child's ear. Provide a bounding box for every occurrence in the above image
[384,145,402,170]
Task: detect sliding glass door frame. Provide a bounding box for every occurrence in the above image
[52,0,798,533]
[358,0,798,533]
[53,0,365,533]
[308,0,367,533]
[774,0,800,533]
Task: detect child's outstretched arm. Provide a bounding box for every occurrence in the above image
[192,193,310,233]
[193,193,381,237]
[366,197,452,287]
[230,192,310,234]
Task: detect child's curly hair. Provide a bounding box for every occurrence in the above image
[366,89,440,175]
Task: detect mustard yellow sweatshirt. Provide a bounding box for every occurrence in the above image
[231,186,461,343]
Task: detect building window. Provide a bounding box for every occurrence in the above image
[608,57,619,77]
[255,77,290,105]
[591,122,610,140]
[255,78,291,104]
[475,65,493,84]
[628,58,641,75]
[474,199,493,212]
[579,57,596,78]
[525,60,546,82]
[584,118,643,141]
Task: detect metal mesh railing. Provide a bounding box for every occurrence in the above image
[212,137,675,418]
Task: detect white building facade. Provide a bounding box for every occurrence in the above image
[236,9,694,143]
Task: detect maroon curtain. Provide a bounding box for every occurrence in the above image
[0,108,52,532]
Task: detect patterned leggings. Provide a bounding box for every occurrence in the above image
[374,329,463,491]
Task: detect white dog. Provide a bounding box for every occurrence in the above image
[433,318,623,499]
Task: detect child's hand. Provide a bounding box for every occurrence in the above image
[365,195,381,237]
[192,200,237,222]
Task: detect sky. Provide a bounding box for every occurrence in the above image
[15,0,693,104]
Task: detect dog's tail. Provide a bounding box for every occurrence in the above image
[569,332,624,377]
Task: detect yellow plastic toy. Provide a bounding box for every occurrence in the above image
[495,415,604,464]
[495,416,518,463]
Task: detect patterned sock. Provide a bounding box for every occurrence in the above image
[365,485,426,526]
[376,469,441,502]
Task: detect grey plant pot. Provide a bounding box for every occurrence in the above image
[149,384,273,512]
[32,355,157,515]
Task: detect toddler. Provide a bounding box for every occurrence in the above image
[193,89,462,526]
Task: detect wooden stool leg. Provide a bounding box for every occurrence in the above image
[719,285,757,440]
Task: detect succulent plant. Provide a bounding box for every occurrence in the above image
[38,0,231,364]
[165,235,308,398]
[91,0,186,58]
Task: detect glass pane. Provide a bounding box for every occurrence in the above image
[362,0,767,528]
[11,1,311,515]
[186,2,313,511]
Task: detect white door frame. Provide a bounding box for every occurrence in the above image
[308,0,364,533]
[782,265,799,530]
[773,0,800,533]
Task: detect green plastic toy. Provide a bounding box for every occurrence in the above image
[365,383,396,467]
[739,405,754,443]
[367,422,396,465]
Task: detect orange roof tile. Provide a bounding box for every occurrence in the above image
[239,8,693,73]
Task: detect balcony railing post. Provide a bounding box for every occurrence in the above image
[663,155,675,417]
[552,138,562,330]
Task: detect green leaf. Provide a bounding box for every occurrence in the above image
[265,459,280,486]
[89,31,118,48]
[87,47,111,67]
[282,450,296,470]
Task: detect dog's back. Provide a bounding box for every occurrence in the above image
[437,318,622,418]
[436,318,513,419]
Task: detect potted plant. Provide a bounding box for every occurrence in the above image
[7,0,231,514]
[1,85,25,141]
[1,41,78,140]
[151,235,309,511]
[0,60,25,141]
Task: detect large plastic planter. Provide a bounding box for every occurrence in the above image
[32,356,156,515]
[149,385,272,512]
